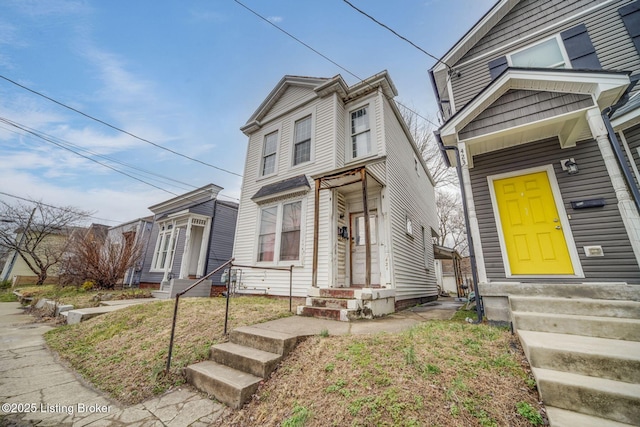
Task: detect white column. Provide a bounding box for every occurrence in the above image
[162,222,178,283]
[586,108,640,267]
[179,218,193,279]
[459,142,488,284]
[196,219,212,277]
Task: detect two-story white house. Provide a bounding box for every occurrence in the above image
[232,71,439,320]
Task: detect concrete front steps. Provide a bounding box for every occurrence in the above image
[511,294,640,426]
[151,278,212,299]
[185,326,298,408]
[297,287,395,321]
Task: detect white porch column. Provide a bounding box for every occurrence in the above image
[196,219,212,277]
[179,218,193,279]
[459,142,488,284]
[162,222,178,282]
[586,108,640,267]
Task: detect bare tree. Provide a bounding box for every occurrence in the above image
[0,201,91,285]
[61,227,143,289]
[435,191,468,255]
[398,104,457,188]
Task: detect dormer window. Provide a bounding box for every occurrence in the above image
[261,131,278,176]
[351,105,371,158]
[509,36,568,69]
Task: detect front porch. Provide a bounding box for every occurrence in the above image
[297,286,395,321]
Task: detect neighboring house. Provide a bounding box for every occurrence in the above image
[232,71,439,319]
[1,226,84,286]
[139,184,238,298]
[430,3,640,424]
[107,216,153,287]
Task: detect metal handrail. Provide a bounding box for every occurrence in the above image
[231,264,295,313]
[165,258,234,373]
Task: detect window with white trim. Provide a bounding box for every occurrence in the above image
[261,131,278,176]
[257,200,302,263]
[151,223,178,271]
[508,36,569,69]
[293,116,312,166]
[350,105,371,158]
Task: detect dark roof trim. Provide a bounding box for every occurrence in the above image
[251,174,311,202]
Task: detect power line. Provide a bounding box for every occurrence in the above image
[0,74,243,177]
[234,0,440,130]
[0,190,123,224]
[233,0,364,83]
[342,0,451,69]
[0,117,184,198]
[0,121,197,192]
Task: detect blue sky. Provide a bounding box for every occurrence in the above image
[0,0,494,225]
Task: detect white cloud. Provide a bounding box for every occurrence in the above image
[267,16,283,23]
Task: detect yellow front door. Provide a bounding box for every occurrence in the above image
[493,171,574,275]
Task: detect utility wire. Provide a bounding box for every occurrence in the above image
[0,74,243,177]
[0,190,123,224]
[0,117,184,198]
[234,0,440,130]
[342,0,451,69]
[233,0,364,83]
[0,121,197,192]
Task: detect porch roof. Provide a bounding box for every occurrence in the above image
[251,174,311,203]
[439,68,631,166]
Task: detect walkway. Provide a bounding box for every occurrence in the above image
[0,298,462,426]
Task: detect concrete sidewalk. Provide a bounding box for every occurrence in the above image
[0,298,462,426]
[0,302,228,426]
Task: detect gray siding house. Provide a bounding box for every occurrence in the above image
[233,72,439,320]
[139,184,238,298]
[430,1,640,424]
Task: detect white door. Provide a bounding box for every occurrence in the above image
[350,212,380,286]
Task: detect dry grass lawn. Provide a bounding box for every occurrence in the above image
[44,296,545,426]
[219,320,544,427]
[45,296,297,404]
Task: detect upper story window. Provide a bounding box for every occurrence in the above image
[261,131,278,176]
[351,106,371,159]
[293,116,312,166]
[509,36,568,68]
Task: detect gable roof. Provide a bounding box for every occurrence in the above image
[430,0,518,74]
[240,71,398,136]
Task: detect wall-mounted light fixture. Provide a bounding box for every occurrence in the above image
[561,158,579,175]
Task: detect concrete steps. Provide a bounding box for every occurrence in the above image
[186,326,298,408]
[510,293,640,426]
[297,287,396,321]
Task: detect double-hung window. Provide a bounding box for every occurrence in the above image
[293,116,312,166]
[261,131,278,176]
[152,223,177,271]
[351,106,371,158]
[257,200,302,263]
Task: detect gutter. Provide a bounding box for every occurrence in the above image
[435,131,483,323]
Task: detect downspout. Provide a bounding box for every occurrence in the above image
[601,77,640,213]
[435,131,483,323]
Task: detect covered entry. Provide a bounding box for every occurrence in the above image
[312,165,384,288]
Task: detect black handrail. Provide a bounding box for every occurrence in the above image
[165,258,234,373]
